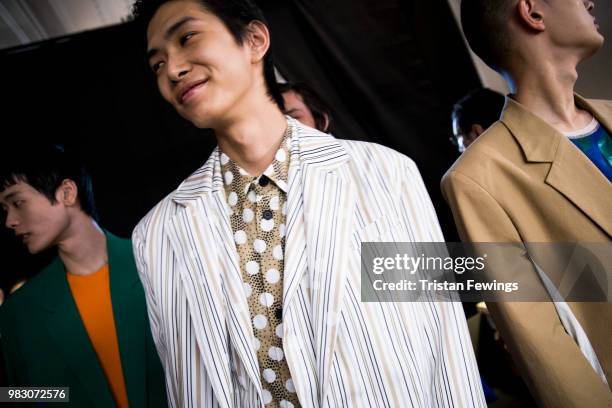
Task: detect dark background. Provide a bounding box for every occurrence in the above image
[0,0,480,292]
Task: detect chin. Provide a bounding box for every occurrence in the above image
[581,36,604,59]
[26,244,43,254]
[25,237,51,254]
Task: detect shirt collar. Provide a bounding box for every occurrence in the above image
[220,127,291,197]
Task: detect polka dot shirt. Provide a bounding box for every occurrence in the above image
[221,131,300,408]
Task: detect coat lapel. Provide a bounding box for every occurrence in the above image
[42,258,115,408]
[283,120,354,406]
[167,149,262,407]
[502,96,612,237]
[107,232,147,408]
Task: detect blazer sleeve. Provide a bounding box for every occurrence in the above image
[442,170,612,408]
[132,224,167,373]
[400,158,487,407]
[0,316,18,386]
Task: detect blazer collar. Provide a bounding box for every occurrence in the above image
[501,94,612,163]
[501,94,612,236]
[171,117,350,205]
[500,96,562,163]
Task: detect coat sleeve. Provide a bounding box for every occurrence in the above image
[132,221,177,408]
[442,169,612,408]
[0,314,18,386]
[400,158,487,407]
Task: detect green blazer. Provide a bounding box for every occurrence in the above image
[0,232,167,407]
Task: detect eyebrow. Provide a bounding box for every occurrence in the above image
[147,16,197,60]
[1,192,18,202]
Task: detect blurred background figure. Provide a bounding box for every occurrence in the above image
[280,82,332,133]
[451,88,505,153]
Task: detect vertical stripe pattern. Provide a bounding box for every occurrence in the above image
[133,118,486,407]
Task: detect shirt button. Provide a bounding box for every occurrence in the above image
[259,175,270,187]
[263,210,273,220]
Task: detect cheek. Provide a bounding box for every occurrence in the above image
[158,79,174,103]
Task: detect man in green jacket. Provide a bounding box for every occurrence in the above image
[0,145,167,407]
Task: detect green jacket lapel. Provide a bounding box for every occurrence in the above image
[106,232,147,408]
[42,257,115,408]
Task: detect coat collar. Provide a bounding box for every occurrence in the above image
[171,117,350,205]
[501,95,612,236]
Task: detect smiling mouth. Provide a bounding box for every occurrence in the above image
[19,233,31,243]
[180,80,208,104]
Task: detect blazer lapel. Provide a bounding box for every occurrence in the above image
[168,149,262,407]
[546,140,612,236]
[502,97,612,237]
[43,258,115,408]
[107,232,147,408]
[283,120,354,406]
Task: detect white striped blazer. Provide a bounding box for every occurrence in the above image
[132,118,486,408]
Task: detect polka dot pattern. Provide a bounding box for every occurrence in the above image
[221,131,299,407]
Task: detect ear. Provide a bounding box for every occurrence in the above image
[322,112,330,133]
[517,0,547,32]
[56,179,78,207]
[471,123,486,137]
[246,20,270,63]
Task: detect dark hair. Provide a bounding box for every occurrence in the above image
[0,144,98,220]
[278,82,333,132]
[452,88,506,133]
[131,0,285,110]
[461,0,516,71]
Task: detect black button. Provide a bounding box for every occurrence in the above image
[263,210,273,220]
[258,175,270,187]
[275,309,282,320]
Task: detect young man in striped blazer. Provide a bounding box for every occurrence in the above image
[131,0,485,406]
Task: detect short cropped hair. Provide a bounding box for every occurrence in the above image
[131,0,285,110]
[460,0,516,71]
[279,82,333,132]
[0,144,98,220]
[452,88,506,132]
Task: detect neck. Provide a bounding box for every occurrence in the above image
[215,95,287,176]
[509,49,592,133]
[57,214,107,276]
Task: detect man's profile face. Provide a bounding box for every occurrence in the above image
[542,0,603,57]
[0,181,69,254]
[147,0,256,128]
[282,90,318,130]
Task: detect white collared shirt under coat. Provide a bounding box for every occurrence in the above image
[132,118,486,408]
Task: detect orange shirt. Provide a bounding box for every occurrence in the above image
[67,264,129,408]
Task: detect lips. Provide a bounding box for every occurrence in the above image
[17,232,31,244]
[178,79,208,105]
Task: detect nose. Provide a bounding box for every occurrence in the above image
[5,210,18,230]
[166,54,191,83]
[584,0,594,11]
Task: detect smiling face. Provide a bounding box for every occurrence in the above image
[0,181,70,254]
[147,0,261,128]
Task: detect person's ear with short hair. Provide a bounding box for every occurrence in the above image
[56,179,79,207]
[246,20,270,64]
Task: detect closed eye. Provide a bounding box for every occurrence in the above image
[180,32,196,46]
[151,61,165,73]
